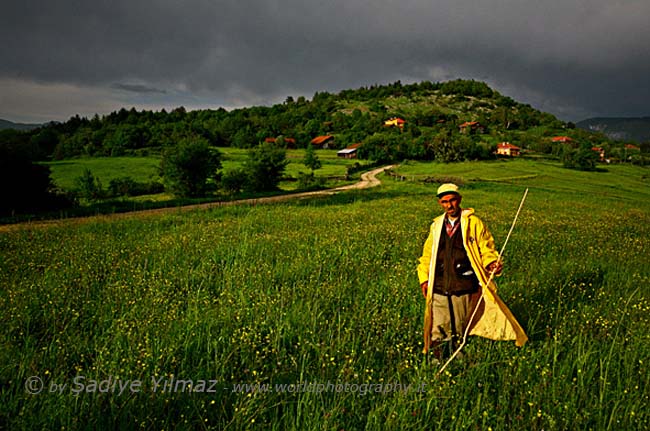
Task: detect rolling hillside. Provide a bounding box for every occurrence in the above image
[577,117,650,143]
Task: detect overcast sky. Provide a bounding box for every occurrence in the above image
[1,0,649,124]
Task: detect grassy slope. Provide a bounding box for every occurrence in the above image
[340,92,496,121]
[1,159,649,430]
[45,149,359,192]
[394,158,650,201]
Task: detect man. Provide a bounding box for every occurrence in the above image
[417,183,527,357]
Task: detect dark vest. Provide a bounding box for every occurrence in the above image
[433,222,480,296]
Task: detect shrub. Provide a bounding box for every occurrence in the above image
[220,168,249,194]
[629,154,650,166]
[107,177,164,197]
[74,168,106,201]
[296,172,326,191]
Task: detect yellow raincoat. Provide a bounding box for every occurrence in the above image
[417,208,528,353]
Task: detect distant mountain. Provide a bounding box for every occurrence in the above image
[0,118,43,131]
[576,117,650,143]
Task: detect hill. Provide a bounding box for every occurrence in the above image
[576,117,650,143]
[0,118,42,131]
[1,79,579,162]
[5,79,644,167]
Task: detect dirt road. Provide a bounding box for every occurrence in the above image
[0,165,394,232]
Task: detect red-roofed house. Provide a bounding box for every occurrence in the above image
[552,136,573,143]
[496,142,521,157]
[310,135,334,149]
[459,121,485,134]
[384,117,406,128]
[264,137,297,148]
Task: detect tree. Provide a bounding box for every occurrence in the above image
[429,131,472,163]
[104,124,148,156]
[303,143,321,172]
[161,137,222,197]
[562,144,599,171]
[0,143,70,215]
[30,128,60,159]
[231,126,257,148]
[244,142,288,192]
[356,132,406,162]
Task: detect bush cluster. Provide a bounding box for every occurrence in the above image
[74,169,164,201]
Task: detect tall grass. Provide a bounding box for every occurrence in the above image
[1,159,649,429]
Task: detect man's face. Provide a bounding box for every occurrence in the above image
[438,193,462,218]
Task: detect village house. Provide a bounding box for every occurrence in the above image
[337,143,361,159]
[496,142,521,157]
[551,136,573,144]
[384,117,406,129]
[310,135,335,149]
[264,137,297,149]
[459,121,485,134]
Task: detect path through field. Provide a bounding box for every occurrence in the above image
[0,165,394,232]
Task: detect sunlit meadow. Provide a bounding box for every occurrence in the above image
[1,159,649,430]
[44,149,361,194]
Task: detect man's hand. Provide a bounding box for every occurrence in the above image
[420,281,428,297]
[486,260,503,276]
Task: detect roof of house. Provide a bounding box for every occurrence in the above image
[265,137,296,144]
[385,117,406,124]
[310,135,334,145]
[459,121,481,128]
[498,142,520,149]
[337,148,358,155]
[552,136,573,142]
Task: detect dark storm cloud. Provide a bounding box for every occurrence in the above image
[1,0,649,121]
[112,83,167,95]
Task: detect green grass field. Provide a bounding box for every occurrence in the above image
[45,149,361,193]
[45,156,163,190]
[2,159,649,430]
[221,147,360,178]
